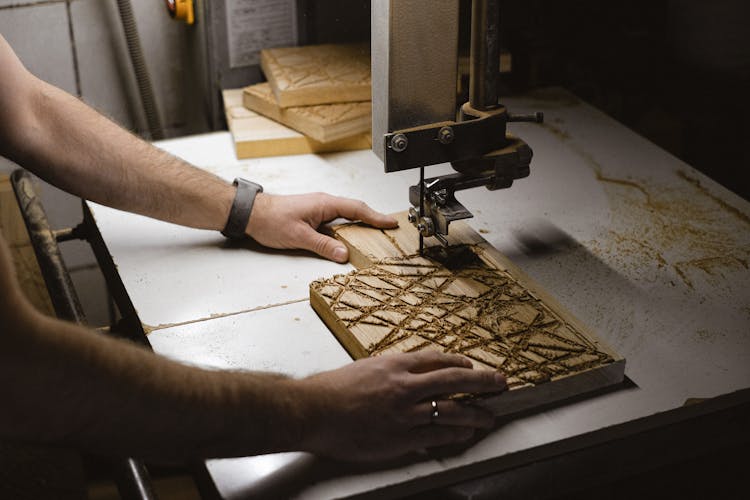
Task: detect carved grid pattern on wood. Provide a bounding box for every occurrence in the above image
[263,44,371,91]
[292,101,370,124]
[261,44,371,107]
[245,83,371,126]
[312,251,615,390]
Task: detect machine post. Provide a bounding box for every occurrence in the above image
[470,0,500,111]
[371,0,460,166]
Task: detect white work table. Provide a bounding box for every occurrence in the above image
[88,89,750,499]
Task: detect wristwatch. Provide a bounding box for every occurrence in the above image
[221,178,263,239]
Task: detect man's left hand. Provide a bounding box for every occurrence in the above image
[246,193,398,263]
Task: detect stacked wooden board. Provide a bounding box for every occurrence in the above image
[242,83,371,144]
[310,212,625,417]
[224,43,373,159]
[259,43,371,107]
[222,89,370,159]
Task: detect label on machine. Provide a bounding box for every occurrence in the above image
[226,0,297,68]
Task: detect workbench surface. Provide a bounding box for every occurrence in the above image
[88,88,750,499]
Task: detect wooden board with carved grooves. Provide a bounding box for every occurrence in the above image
[260,43,371,108]
[222,89,370,159]
[243,82,371,143]
[310,212,625,416]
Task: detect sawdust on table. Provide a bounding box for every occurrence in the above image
[541,119,750,292]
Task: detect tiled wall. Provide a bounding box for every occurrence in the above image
[1,0,207,325]
[1,0,206,136]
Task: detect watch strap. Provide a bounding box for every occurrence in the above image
[221,178,263,239]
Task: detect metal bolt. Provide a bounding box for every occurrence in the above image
[390,133,408,153]
[416,217,434,237]
[438,126,454,145]
[508,112,544,123]
[407,208,417,223]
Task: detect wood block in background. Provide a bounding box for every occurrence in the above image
[0,175,32,246]
[260,44,371,108]
[243,83,371,143]
[310,212,625,417]
[0,175,54,315]
[222,89,370,159]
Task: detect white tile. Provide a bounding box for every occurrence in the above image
[87,202,352,329]
[0,3,77,94]
[2,0,206,139]
[149,301,351,376]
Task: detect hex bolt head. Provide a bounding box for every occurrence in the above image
[438,126,455,144]
[390,134,408,153]
[416,217,434,237]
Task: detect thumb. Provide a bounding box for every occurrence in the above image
[297,226,349,263]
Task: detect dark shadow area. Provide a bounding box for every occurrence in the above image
[405,391,750,500]
[298,1,749,200]
[219,236,316,260]
[496,0,750,201]
[494,375,638,426]
[553,442,748,500]
[499,218,649,359]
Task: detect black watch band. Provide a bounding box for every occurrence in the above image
[221,178,263,239]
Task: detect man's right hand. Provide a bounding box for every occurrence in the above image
[296,350,506,462]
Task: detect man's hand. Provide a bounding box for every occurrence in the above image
[246,192,398,263]
[297,351,506,462]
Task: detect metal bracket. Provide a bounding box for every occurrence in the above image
[409,173,487,242]
[383,105,510,172]
[407,135,535,244]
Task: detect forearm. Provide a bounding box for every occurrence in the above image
[4,74,232,231]
[1,35,399,263]
[1,230,504,462]
[2,306,311,460]
[0,234,307,460]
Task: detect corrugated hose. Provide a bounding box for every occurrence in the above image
[116,0,164,140]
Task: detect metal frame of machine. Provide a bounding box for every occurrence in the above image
[373,0,543,251]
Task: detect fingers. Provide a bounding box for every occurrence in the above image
[295,225,349,262]
[394,350,473,373]
[403,400,495,451]
[411,367,507,400]
[324,196,398,229]
[392,351,505,401]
